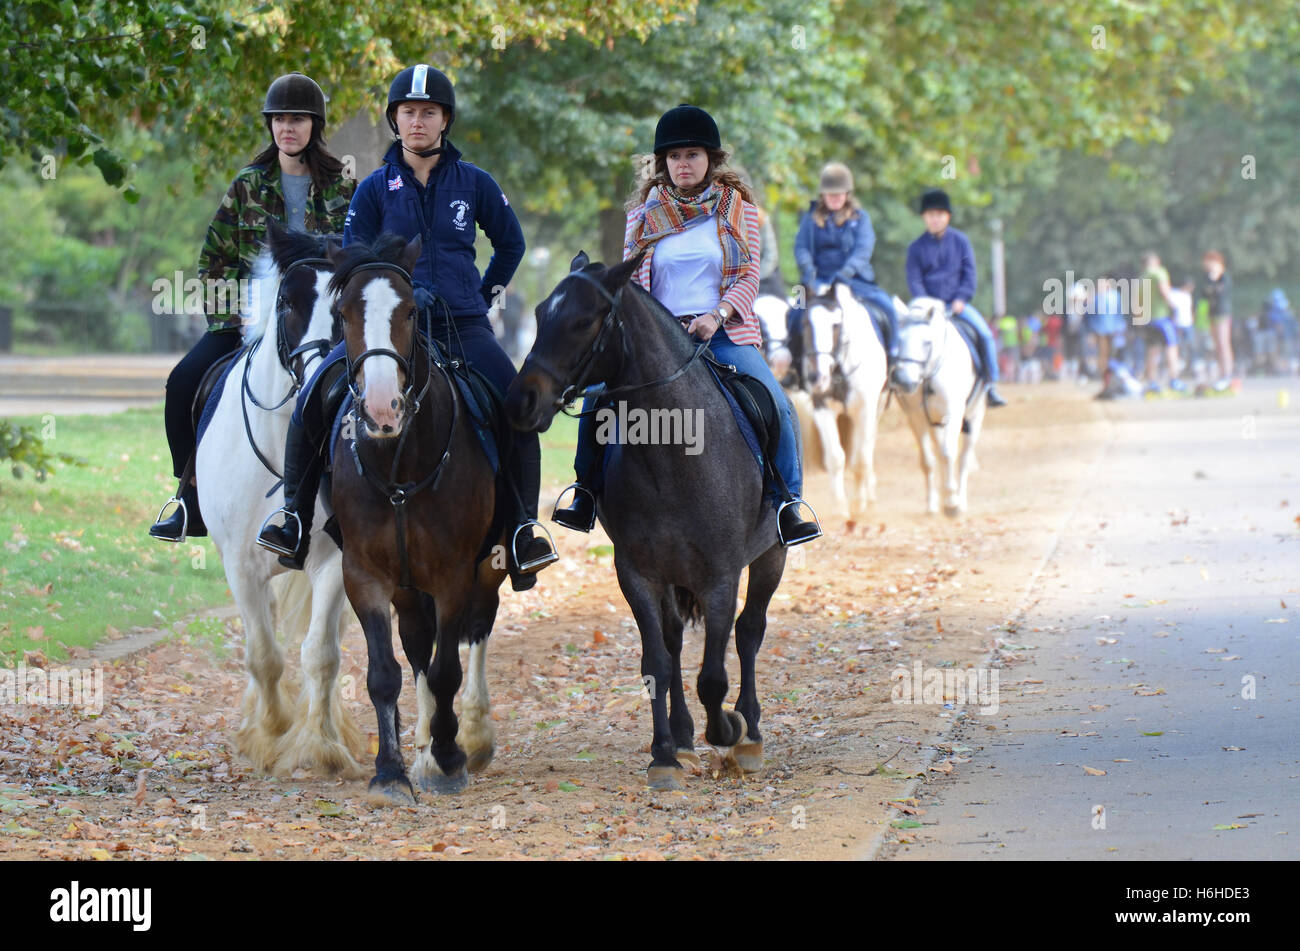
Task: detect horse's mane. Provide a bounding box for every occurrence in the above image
[240,230,338,344]
[328,234,412,296]
[573,262,695,357]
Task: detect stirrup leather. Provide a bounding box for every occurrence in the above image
[551,482,597,532]
[512,519,560,574]
[256,507,303,557]
[777,497,823,547]
[151,495,188,544]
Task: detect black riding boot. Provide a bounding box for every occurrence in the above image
[256,416,322,570]
[149,481,206,542]
[986,385,1008,407]
[777,498,822,547]
[506,435,558,591]
[551,483,596,532]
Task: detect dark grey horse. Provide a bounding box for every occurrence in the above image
[505,251,787,790]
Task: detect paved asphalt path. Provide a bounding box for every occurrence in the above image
[888,378,1299,860]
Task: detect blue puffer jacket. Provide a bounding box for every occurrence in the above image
[794,202,879,299]
[344,140,524,320]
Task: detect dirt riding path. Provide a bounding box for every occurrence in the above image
[1,383,1106,860]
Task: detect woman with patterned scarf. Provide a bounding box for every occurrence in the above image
[552,104,821,546]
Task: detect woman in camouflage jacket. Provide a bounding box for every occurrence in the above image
[150,72,355,541]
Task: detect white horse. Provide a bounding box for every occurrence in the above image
[194,223,364,777]
[752,292,795,384]
[802,283,890,524]
[889,296,989,517]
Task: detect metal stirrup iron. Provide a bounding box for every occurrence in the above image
[776,498,823,547]
[512,519,560,573]
[151,495,189,544]
[551,482,597,532]
[256,507,302,557]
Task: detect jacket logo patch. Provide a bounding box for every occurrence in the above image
[387,175,404,192]
[450,199,469,230]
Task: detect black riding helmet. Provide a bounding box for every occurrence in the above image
[262,73,328,159]
[386,64,456,158]
[653,104,720,154]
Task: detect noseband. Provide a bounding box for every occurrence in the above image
[339,262,433,424]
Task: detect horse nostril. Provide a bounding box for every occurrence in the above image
[382,424,393,434]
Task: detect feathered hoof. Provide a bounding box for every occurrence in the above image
[464,744,495,774]
[647,765,685,791]
[366,775,416,807]
[412,749,469,795]
[271,725,365,779]
[730,739,764,773]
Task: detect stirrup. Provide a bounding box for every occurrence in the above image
[551,482,597,532]
[256,507,303,557]
[150,496,188,544]
[512,519,560,574]
[777,497,823,547]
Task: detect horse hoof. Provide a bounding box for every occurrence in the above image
[732,740,764,773]
[726,710,748,747]
[675,749,702,770]
[647,765,684,791]
[943,504,962,518]
[464,745,495,774]
[367,777,416,806]
[412,747,470,794]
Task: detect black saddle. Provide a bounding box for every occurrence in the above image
[190,347,242,431]
[702,351,788,499]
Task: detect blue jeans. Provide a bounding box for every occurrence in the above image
[574,331,803,508]
[952,304,1000,383]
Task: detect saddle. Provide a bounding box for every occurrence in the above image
[191,347,243,443]
[701,351,787,498]
[950,316,987,380]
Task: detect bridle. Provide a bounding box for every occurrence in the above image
[523,268,710,417]
[337,260,461,590]
[892,306,953,426]
[240,256,337,490]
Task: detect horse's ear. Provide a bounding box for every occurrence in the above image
[400,235,423,275]
[325,240,348,268]
[602,249,646,291]
[265,216,287,252]
[569,250,590,272]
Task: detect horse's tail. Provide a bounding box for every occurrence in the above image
[674,586,704,628]
[271,570,314,644]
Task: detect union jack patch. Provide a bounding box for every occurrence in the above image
[387,175,404,192]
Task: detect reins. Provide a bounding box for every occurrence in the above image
[239,255,336,492]
[525,269,710,418]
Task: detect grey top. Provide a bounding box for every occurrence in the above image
[281,172,311,233]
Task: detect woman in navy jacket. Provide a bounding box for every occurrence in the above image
[792,162,899,359]
[257,65,557,589]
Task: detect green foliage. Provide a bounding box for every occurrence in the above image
[0,419,83,483]
[0,0,692,194]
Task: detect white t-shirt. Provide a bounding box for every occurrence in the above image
[1169,287,1193,328]
[650,213,723,316]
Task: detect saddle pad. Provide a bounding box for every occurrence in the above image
[328,366,501,475]
[194,349,244,448]
[951,317,986,379]
[703,361,765,474]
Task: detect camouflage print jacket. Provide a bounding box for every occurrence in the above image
[197,162,355,331]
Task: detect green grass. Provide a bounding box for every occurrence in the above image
[0,403,581,664]
[0,406,231,664]
[538,409,579,488]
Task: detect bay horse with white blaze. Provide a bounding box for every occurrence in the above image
[506,251,789,791]
[326,234,506,804]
